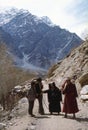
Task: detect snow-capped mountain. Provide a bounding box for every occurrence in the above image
[0,8,83,70]
[0,7,20,26]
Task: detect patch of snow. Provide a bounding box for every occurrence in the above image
[40,16,54,26]
[21,53,47,72]
[0,6,19,14]
[56,35,73,60]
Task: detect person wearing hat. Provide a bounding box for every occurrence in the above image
[35,77,45,115]
[43,82,62,115]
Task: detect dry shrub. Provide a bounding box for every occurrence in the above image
[0,43,35,109]
[47,64,58,78]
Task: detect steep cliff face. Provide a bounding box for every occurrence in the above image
[48,40,88,90]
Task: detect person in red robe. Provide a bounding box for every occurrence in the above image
[61,78,79,118]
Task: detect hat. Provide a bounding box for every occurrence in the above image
[37,77,42,82]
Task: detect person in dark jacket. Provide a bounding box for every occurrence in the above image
[43,82,62,115]
[35,77,45,115]
[27,81,36,117]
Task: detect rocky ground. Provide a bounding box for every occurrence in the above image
[0,81,88,130]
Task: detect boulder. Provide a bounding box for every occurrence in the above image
[80,85,88,101]
[80,95,88,101]
[79,73,88,87]
[80,85,88,95]
[0,123,6,130]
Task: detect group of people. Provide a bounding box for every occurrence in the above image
[27,77,79,118]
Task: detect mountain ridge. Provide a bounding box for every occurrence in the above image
[0,8,83,71]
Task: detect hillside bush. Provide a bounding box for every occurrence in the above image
[47,64,58,78]
[0,43,35,110]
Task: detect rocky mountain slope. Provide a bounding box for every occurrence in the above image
[48,40,88,90]
[0,27,13,45]
[0,8,83,70]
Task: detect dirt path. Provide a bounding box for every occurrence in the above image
[35,102,88,130]
[36,90,88,130]
[6,81,88,130]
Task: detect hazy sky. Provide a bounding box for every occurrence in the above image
[0,0,88,39]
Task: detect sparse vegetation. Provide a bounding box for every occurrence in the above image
[47,64,59,78]
[0,43,36,110]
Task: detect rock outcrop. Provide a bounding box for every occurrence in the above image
[48,40,88,94]
[80,85,88,101]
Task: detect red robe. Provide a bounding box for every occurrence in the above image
[62,83,79,114]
